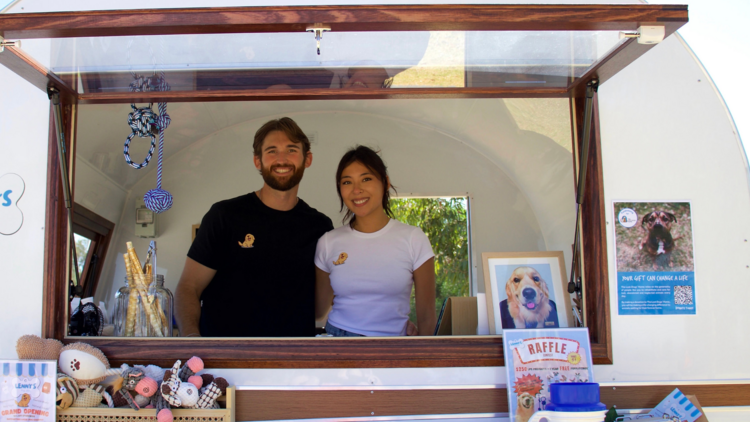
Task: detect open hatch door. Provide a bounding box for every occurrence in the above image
[0,4,687,368]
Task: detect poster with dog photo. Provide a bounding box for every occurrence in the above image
[613,201,696,315]
[482,252,573,335]
[503,328,594,422]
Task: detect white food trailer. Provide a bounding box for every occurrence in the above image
[1,0,748,421]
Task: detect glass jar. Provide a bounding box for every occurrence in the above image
[114,274,173,337]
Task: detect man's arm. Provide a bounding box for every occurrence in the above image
[174,257,216,337]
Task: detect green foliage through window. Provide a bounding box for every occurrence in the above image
[390,197,470,323]
[73,233,92,283]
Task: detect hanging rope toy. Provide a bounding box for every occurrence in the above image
[143,73,173,213]
[124,74,157,169]
[123,104,157,169]
[124,72,173,213]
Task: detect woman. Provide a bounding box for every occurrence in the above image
[314,146,436,336]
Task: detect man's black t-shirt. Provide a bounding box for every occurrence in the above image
[188,192,333,337]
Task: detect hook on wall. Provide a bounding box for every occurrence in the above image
[306,24,331,55]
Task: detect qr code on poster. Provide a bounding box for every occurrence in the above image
[674,285,694,305]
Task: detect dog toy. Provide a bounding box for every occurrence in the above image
[124,73,173,213]
[16,334,63,360]
[58,342,113,385]
[56,374,79,410]
[195,377,229,409]
[58,342,124,408]
[71,384,109,408]
[156,360,199,422]
[177,356,204,382]
[106,364,158,410]
[151,358,229,422]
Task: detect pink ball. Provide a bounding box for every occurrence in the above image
[186,357,204,373]
[157,409,173,422]
[188,375,203,389]
[135,377,158,397]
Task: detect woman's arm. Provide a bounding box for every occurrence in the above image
[413,257,437,336]
[315,266,334,320]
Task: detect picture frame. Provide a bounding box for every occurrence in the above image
[482,251,572,334]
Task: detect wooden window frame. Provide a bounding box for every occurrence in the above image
[15,4,688,368]
[72,204,115,298]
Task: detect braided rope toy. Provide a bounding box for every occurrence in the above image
[123,72,173,213]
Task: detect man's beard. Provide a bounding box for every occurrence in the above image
[260,163,305,192]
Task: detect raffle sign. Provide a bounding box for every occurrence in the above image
[613,202,696,315]
[0,361,56,422]
[503,329,594,422]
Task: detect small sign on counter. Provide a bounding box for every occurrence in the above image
[1,360,56,422]
[503,328,595,422]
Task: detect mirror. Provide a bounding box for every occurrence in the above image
[73,96,575,338]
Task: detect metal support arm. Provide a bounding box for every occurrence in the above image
[47,86,81,297]
[568,80,599,325]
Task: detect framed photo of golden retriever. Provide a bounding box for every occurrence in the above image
[482,251,572,334]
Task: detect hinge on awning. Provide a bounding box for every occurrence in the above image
[0,36,21,53]
[619,25,665,45]
[306,24,331,55]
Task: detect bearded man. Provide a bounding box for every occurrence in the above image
[175,117,333,337]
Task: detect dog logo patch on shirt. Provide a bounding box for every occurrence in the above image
[238,234,255,248]
[333,252,348,265]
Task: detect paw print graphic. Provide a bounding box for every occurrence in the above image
[70,359,80,371]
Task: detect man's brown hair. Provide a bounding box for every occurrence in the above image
[253,117,311,157]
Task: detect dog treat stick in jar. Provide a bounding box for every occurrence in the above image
[126,242,143,275]
[123,242,164,336]
[124,250,163,336]
[131,273,164,337]
[123,253,138,336]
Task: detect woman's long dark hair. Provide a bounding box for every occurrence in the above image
[335,145,396,228]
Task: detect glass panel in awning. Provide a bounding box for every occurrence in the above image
[28,30,624,93]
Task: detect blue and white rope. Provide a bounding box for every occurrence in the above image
[123,70,174,213]
[123,74,157,169]
[143,73,173,213]
[123,104,157,169]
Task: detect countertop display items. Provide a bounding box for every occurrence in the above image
[14,336,233,422]
[114,241,173,337]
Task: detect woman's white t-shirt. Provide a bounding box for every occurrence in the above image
[314,219,434,336]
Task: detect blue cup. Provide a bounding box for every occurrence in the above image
[545,382,607,412]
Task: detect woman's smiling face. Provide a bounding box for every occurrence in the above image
[339,161,387,220]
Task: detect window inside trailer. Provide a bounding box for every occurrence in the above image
[391,196,471,324]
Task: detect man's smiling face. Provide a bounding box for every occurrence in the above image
[254,130,311,191]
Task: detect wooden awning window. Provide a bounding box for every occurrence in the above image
[0,4,687,368]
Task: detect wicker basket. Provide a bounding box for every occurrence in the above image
[57,387,234,422]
